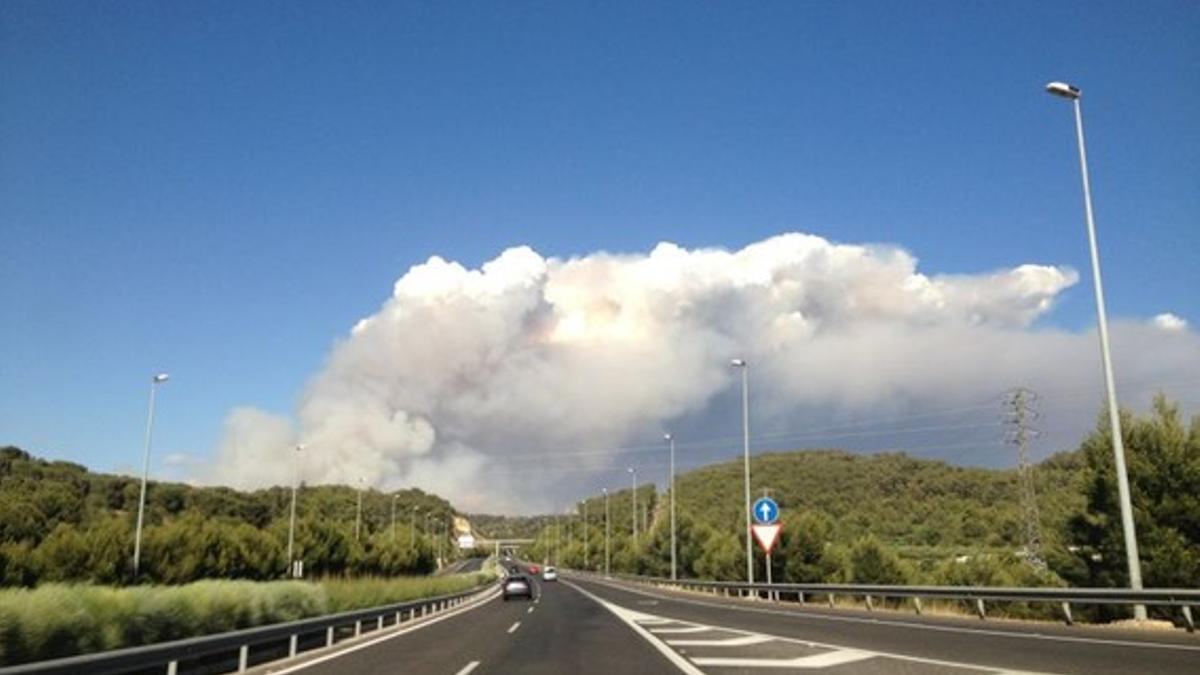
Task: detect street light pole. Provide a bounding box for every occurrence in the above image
[731,358,752,583]
[665,432,677,581]
[1046,81,1144,620]
[411,506,420,548]
[581,500,589,569]
[628,468,638,542]
[355,477,364,542]
[603,488,611,576]
[133,372,169,579]
[391,494,398,541]
[287,444,304,577]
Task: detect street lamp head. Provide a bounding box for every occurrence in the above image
[1045,81,1081,100]
[730,358,746,368]
[153,373,170,383]
[663,432,672,441]
[627,467,635,474]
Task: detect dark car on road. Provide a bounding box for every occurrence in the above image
[502,575,534,601]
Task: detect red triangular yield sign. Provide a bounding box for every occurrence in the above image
[752,523,781,554]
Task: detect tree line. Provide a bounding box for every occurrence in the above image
[0,448,458,586]
[522,397,1199,618]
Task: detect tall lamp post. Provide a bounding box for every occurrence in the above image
[603,488,611,576]
[355,477,365,541]
[1046,81,1144,620]
[391,494,399,541]
[133,372,169,578]
[627,468,638,542]
[581,500,589,569]
[730,358,752,584]
[286,444,304,577]
[411,506,420,548]
[664,432,677,581]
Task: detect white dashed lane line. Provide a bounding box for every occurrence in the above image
[507,621,521,634]
[454,661,481,675]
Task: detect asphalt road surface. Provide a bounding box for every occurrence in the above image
[262,569,1199,675]
[438,557,488,575]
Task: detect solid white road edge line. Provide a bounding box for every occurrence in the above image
[563,580,704,675]
[454,661,481,675]
[581,574,1200,653]
[265,589,500,675]
[507,621,521,634]
[573,577,1052,675]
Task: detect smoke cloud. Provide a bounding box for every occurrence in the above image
[206,233,1199,513]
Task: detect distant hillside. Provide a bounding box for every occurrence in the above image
[672,448,1085,554]
[0,446,458,586]
[516,447,1092,585]
[523,398,1199,600]
[467,513,557,540]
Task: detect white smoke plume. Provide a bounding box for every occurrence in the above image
[206,233,1200,513]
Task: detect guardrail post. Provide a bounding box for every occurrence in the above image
[913,597,922,615]
[798,591,805,605]
[289,634,298,657]
[167,661,178,675]
[396,610,402,624]
[865,595,874,611]
[377,615,384,630]
[1181,605,1194,633]
[1061,602,1074,626]
[354,620,362,637]
[828,594,835,608]
[238,645,249,672]
[326,626,334,647]
[975,598,987,620]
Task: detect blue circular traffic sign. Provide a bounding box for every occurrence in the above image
[752,497,779,524]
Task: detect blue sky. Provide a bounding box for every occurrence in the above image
[2,1,1197,491]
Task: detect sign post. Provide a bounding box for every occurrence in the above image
[751,496,780,595]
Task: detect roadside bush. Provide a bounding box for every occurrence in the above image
[932,553,1066,620]
[0,573,490,666]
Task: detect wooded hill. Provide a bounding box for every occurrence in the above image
[524,397,1199,601]
[0,447,458,586]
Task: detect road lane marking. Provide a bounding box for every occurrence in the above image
[571,577,1054,674]
[265,589,500,674]
[527,606,534,613]
[650,626,710,634]
[507,621,521,634]
[692,650,873,669]
[564,580,704,675]
[580,574,1200,654]
[454,661,481,675]
[666,634,772,647]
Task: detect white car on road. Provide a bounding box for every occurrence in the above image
[542,566,558,581]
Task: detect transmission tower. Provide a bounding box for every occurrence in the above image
[1004,387,1047,570]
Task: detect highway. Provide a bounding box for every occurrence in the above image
[262,567,1200,675]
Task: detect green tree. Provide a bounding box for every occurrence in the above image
[848,535,909,584]
[1064,396,1200,598]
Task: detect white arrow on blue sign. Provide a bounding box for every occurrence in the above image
[752,497,779,524]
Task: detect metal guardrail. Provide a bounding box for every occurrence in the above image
[0,582,499,675]
[578,571,1199,631]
